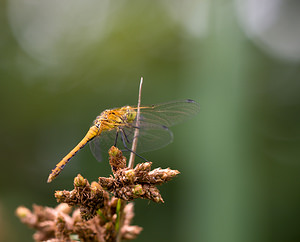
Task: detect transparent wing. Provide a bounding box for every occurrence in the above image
[89,128,117,162]
[122,124,173,154]
[137,99,200,128]
[89,124,173,162]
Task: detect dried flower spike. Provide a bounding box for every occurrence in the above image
[55,174,106,220]
[98,146,180,203]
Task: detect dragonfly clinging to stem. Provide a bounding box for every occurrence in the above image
[47,99,199,183]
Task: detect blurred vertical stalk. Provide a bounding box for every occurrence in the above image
[179,1,265,242]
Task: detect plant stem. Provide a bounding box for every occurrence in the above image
[128,77,143,169]
[116,77,143,242]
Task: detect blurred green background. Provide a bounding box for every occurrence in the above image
[1,0,300,241]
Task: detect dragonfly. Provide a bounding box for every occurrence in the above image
[47,99,199,183]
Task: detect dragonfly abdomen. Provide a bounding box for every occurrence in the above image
[47,125,100,183]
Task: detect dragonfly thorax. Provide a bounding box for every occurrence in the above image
[93,106,137,132]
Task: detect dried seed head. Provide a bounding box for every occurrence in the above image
[54,191,65,200]
[135,162,152,172]
[55,174,107,220]
[90,181,102,195]
[91,181,101,190]
[108,146,120,157]
[56,203,72,214]
[72,209,82,223]
[74,174,87,187]
[98,177,114,189]
[124,169,135,182]
[132,184,144,196]
[101,147,180,203]
[16,206,32,219]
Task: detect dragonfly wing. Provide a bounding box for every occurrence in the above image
[89,124,173,161]
[89,129,118,162]
[137,99,200,128]
[121,124,174,154]
[89,99,199,161]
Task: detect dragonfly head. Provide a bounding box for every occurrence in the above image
[124,106,137,123]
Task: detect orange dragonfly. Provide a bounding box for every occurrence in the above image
[47,99,199,183]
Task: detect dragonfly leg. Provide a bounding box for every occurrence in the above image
[121,128,130,144]
[130,125,140,129]
[120,129,148,162]
[114,130,119,147]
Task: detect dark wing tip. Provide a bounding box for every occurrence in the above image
[186,99,196,103]
[185,99,200,110]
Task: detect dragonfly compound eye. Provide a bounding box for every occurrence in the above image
[126,107,137,123]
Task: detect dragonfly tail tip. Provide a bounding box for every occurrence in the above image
[47,175,53,183]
